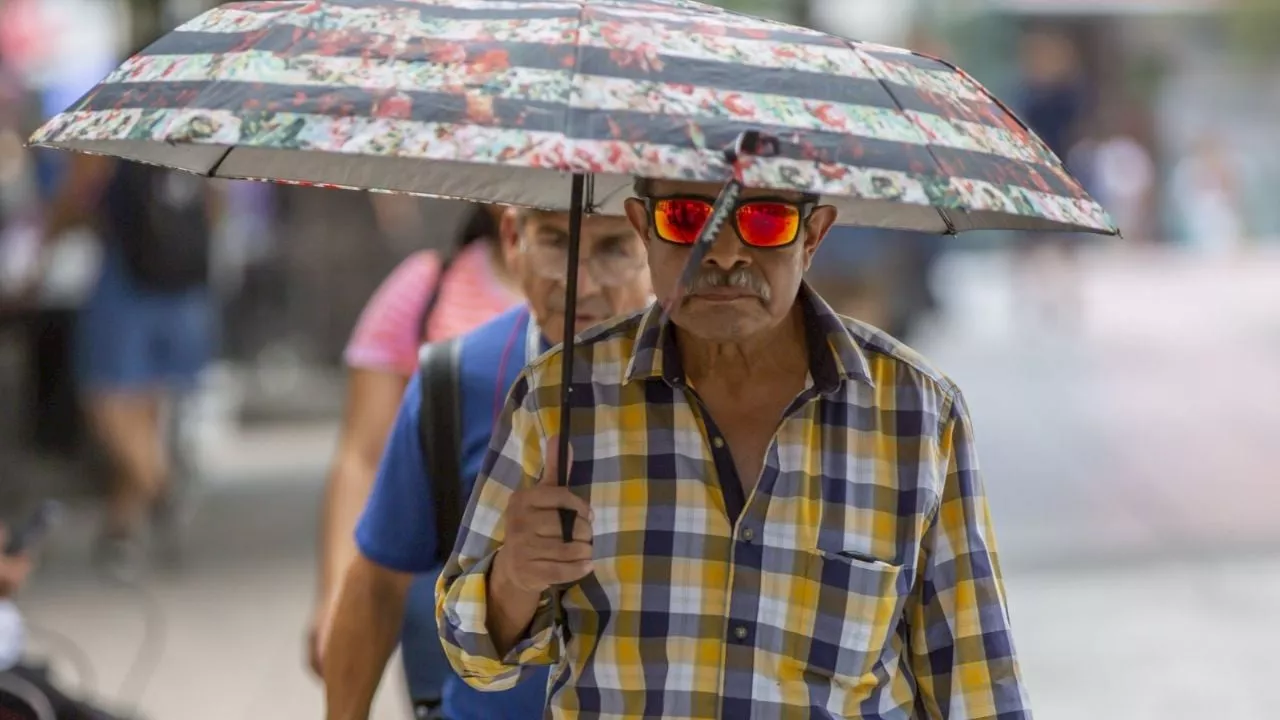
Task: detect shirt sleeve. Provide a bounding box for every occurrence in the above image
[436,370,559,692]
[908,390,1032,719]
[344,251,443,377]
[354,372,440,574]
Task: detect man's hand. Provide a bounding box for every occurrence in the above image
[0,526,33,598]
[491,437,594,595]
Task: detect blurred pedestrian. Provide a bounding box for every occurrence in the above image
[308,202,523,704]
[322,207,651,720]
[1170,132,1248,255]
[1012,28,1093,331]
[31,152,219,578]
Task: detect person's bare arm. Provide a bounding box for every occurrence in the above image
[486,550,548,656]
[322,554,412,720]
[309,368,408,674]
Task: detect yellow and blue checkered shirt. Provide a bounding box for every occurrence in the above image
[438,285,1030,719]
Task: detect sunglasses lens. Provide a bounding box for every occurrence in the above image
[653,198,711,245]
[737,201,800,247]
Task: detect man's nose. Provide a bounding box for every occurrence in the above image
[701,222,750,270]
[573,255,602,297]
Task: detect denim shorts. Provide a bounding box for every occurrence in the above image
[75,248,214,394]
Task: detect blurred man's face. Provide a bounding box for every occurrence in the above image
[501,209,652,344]
[624,179,836,342]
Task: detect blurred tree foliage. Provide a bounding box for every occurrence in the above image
[708,0,807,24]
[1226,0,1280,63]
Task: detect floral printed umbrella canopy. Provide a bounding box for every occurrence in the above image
[29,0,1119,541]
[28,0,1116,236]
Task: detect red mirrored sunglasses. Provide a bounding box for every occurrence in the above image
[646,195,816,249]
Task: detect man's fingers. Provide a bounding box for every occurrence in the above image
[520,537,594,563]
[531,513,593,543]
[525,486,593,520]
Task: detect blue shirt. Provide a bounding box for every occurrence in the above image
[357,305,549,719]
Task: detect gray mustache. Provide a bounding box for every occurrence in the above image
[688,267,771,301]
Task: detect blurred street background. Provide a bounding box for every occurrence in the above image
[2,0,1279,719]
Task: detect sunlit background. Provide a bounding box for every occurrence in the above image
[2,0,1278,718]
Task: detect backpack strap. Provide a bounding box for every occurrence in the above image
[417,337,465,567]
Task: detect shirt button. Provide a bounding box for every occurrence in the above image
[733,625,749,641]
[741,527,755,543]
[712,437,725,449]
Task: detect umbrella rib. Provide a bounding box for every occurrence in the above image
[206,144,233,180]
[839,39,959,236]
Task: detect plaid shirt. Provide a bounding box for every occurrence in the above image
[438,285,1030,720]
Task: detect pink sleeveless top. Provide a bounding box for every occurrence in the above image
[343,241,523,377]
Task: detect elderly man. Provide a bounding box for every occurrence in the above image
[323,207,652,720]
[437,179,1031,719]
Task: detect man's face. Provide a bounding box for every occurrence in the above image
[502,209,652,343]
[624,180,837,342]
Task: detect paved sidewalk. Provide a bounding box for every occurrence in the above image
[20,560,409,720]
[19,545,1279,720]
[1004,556,1280,720]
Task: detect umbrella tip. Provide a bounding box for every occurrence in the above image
[725,130,780,164]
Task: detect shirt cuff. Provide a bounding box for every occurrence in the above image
[438,550,558,688]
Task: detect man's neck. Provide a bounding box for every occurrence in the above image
[678,303,809,391]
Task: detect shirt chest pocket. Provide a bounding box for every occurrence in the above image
[782,548,910,684]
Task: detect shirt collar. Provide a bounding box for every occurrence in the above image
[523,308,552,360]
[623,281,875,394]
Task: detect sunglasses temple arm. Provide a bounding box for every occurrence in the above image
[657,130,779,325]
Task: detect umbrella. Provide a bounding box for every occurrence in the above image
[28,0,1119,541]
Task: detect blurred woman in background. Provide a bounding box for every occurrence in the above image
[307,198,521,703]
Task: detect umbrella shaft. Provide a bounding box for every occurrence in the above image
[557,174,586,543]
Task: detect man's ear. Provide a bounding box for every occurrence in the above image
[802,205,837,270]
[623,197,650,243]
[499,207,522,267]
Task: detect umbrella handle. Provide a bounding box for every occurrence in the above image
[728,129,781,165]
